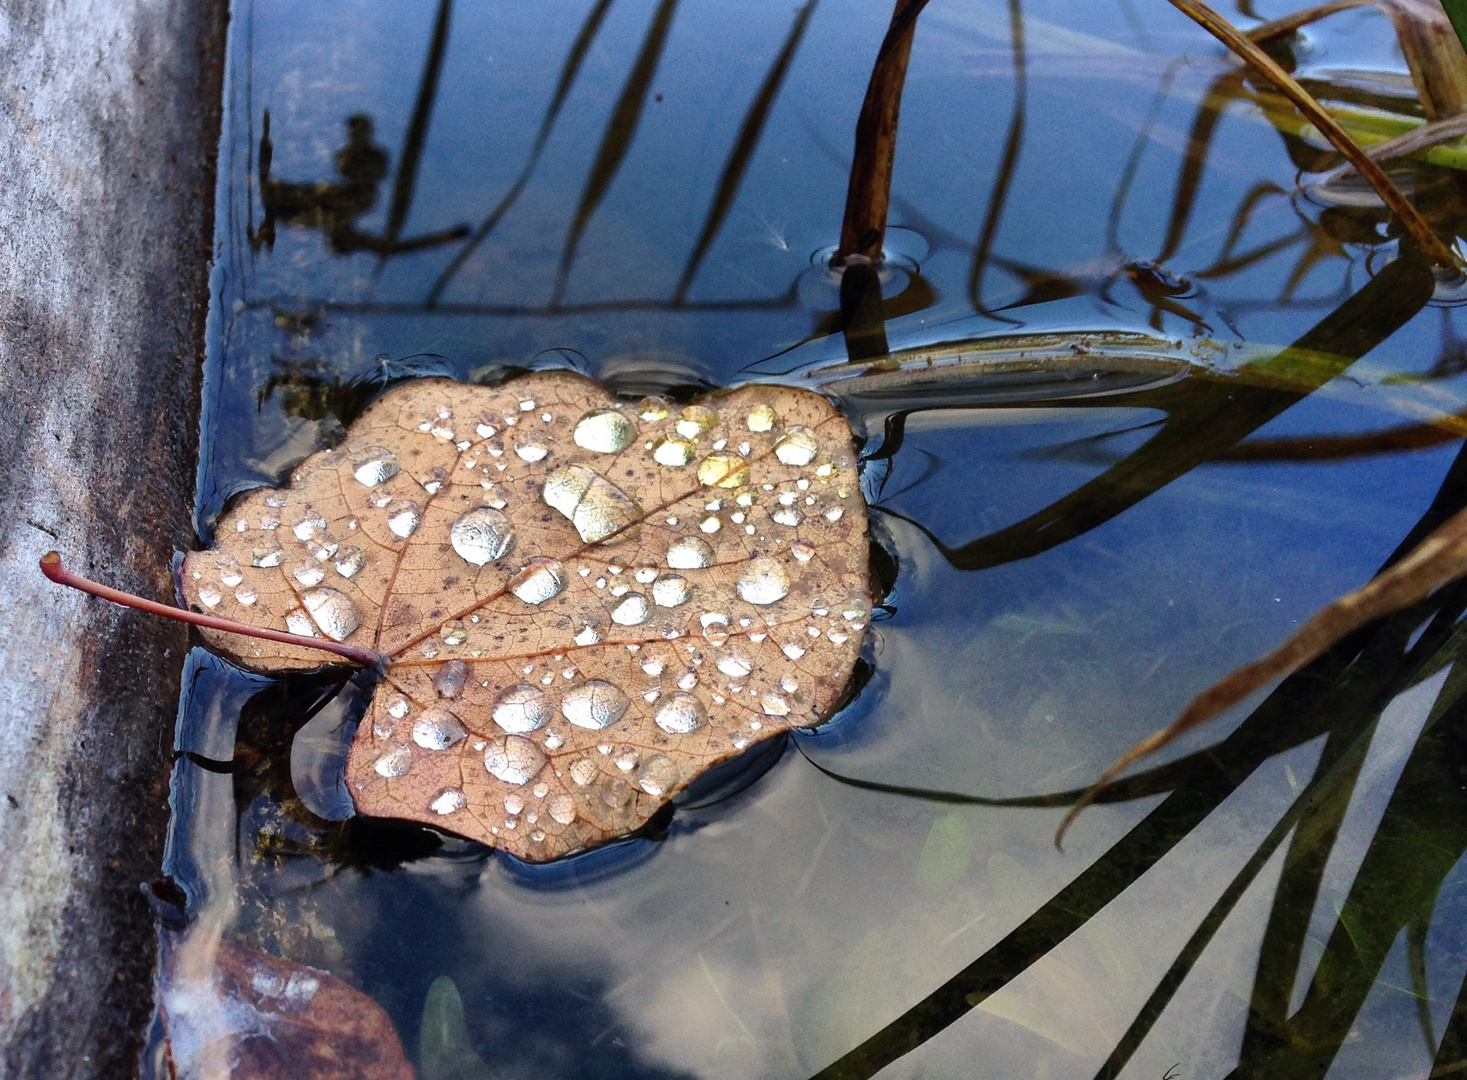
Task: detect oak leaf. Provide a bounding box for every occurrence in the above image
[181,373,869,860]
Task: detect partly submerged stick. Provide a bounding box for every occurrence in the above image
[39,551,387,671]
[1167,0,1463,272]
[1056,501,1467,847]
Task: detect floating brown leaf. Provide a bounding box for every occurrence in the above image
[181,373,869,860]
[161,938,414,1080]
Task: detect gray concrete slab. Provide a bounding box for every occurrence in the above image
[0,0,227,1074]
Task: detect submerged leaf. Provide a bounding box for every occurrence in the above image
[161,939,413,1080]
[182,373,869,860]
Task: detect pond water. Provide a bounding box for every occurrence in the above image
[153,0,1467,1077]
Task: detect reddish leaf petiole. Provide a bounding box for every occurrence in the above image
[39,551,387,671]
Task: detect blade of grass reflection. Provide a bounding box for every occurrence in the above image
[967,0,1024,324]
[549,0,680,309]
[808,609,1410,1079]
[1411,906,1438,1055]
[1106,59,1183,257]
[671,0,817,302]
[1088,709,1382,1079]
[378,0,452,261]
[1236,691,1467,1077]
[426,0,616,307]
[812,438,1467,1080]
[888,249,1434,572]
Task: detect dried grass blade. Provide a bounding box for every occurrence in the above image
[1166,0,1462,271]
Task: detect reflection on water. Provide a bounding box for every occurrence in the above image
[161,0,1467,1077]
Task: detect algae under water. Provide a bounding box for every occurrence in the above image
[152,0,1467,1076]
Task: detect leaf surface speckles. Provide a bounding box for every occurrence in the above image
[181,373,869,860]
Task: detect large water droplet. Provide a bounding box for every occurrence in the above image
[772,506,803,527]
[388,502,422,539]
[413,708,468,750]
[574,409,637,454]
[353,447,399,487]
[569,757,599,786]
[252,541,285,568]
[334,545,365,578]
[286,609,318,637]
[666,536,713,569]
[514,438,548,462]
[543,464,643,545]
[746,404,777,432]
[434,659,469,699]
[293,514,326,541]
[654,692,707,734]
[451,507,515,566]
[737,558,790,605]
[440,620,468,647]
[374,743,412,778]
[492,685,550,733]
[611,592,651,626]
[293,559,325,587]
[601,775,634,808]
[652,575,690,608]
[429,788,466,815]
[637,396,670,421]
[676,405,718,439]
[637,754,678,796]
[561,680,630,729]
[697,454,750,489]
[197,584,222,608]
[548,793,577,824]
[509,558,567,604]
[484,736,546,785]
[775,427,819,466]
[715,648,753,678]
[301,588,361,641]
[651,435,695,467]
[217,555,243,587]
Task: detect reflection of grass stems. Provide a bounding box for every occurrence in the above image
[697,953,758,1049]
[1166,0,1462,271]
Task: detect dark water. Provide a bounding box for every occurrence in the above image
[157,1,1467,1077]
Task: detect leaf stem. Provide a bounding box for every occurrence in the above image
[39,551,387,671]
[1168,0,1464,274]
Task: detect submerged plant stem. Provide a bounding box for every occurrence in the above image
[1167,0,1462,273]
[38,551,386,671]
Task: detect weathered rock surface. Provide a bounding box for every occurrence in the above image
[0,0,226,1074]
